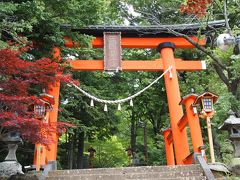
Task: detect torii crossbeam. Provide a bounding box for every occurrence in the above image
[70,59,206,71]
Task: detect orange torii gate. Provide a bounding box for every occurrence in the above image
[34,22,224,167]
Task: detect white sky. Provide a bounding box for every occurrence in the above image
[124,4,141,25]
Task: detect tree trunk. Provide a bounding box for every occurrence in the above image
[150,119,159,147]
[72,132,77,169]
[130,110,137,152]
[67,133,74,169]
[143,124,148,160]
[213,129,222,160]
[77,131,85,169]
[149,111,162,147]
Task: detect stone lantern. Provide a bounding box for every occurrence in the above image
[219,110,240,158]
[88,147,96,168]
[219,110,240,175]
[0,132,23,176]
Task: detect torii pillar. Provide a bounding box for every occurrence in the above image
[158,42,190,164]
[46,47,61,164]
[33,47,61,168]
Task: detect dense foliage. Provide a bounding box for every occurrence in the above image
[0,48,76,145]
[0,0,239,171]
[180,0,213,17]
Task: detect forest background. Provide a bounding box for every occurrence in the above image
[0,0,239,169]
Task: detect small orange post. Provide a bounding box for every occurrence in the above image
[34,144,47,170]
[46,47,61,163]
[158,42,190,164]
[180,94,204,154]
[162,128,175,165]
[33,102,52,167]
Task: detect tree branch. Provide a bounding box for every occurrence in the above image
[224,0,231,34]
[212,63,229,86]
[167,29,226,70]
[0,127,3,135]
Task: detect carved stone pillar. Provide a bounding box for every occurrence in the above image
[5,144,18,161]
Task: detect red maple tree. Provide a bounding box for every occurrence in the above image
[180,0,213,18]
[0,49,76,146]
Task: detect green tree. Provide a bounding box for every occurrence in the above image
[0,0,123,168]
[117,0,240,165]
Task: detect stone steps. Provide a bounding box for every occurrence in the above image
[46,174,206,180]
[47,177,206,180]
[46,165,208,180]
[46,172,205,179]
[48,165,202,175]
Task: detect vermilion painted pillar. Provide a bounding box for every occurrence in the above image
[34,144,47,169]
[34,112,50,167]
[46,47,61,162]
[162,128,175,165]
[46,82,60,161]
[158,42,190,164]
[180,94,204,154]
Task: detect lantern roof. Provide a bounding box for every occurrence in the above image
[61,20,225,38]
[40,93,55,105]
[161,127,172,135]
[88,147,96,152]
[219,110,240,130]
[0,132,22,144]
[194,91,218,105]
[179,93,198,105]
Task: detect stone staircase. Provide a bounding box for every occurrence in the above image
[46,164,209,180]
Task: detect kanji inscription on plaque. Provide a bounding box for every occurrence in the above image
[104,32,122,72]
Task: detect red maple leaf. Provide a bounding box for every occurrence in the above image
[0,49,77,145]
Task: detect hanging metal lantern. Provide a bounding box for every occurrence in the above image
[216,33,235,50]
[234,34,240,54]
[194,91,218,117]
[34,104,46,118]
[197,92,218,113]
[34,93,54,119]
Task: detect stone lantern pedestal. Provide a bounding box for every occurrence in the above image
[219,110,240,175]
[230,139,240,175]
[0,132,24,177]
[231,158,240,175]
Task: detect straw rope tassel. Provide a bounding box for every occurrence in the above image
[104,104,108,112]
[90,99,94,107]
[130,99,133,107]
[117,103,121,110]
